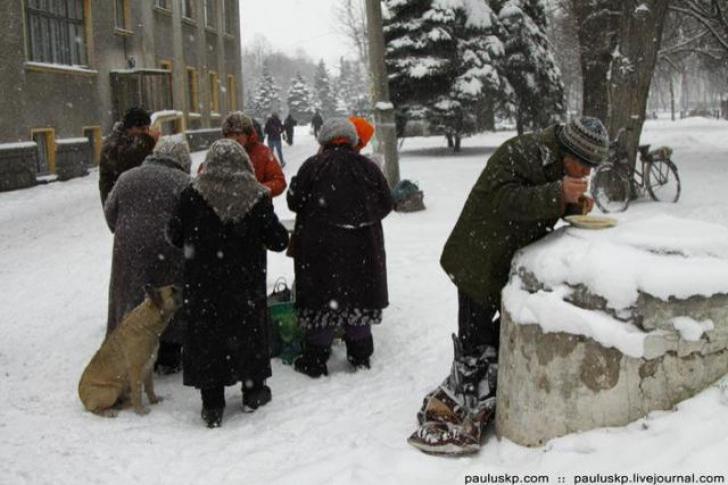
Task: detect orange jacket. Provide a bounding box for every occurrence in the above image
[244,141,287,197]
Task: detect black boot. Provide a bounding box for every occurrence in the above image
[242,379,272,413]
[201,407,224,428]
[294,344,330,378]
[345,335,374,369]
[200,387,225,428]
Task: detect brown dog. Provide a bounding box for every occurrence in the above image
[78,284,182,417]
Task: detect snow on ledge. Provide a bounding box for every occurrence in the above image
[0,141,37,150]
[502,215,728,358]
[56,138,88,145]
[151,110,184,126]
[511,215,728,310]
[502,275,651,358]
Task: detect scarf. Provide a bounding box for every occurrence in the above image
[192,139,268,223]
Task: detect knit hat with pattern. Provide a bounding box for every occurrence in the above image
[557,116,609,167]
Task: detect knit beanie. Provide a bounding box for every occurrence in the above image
[123,107,151,129]
[221,111,255,136]
[557,116,609,167]
[318,118,359,147]
[349,116,375,151]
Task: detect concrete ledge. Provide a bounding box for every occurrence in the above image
[55,139,90,181]
[186,128,221,151]
[496,269,728,447]
[0,142,38,192]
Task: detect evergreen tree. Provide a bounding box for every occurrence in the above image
[287,72,313,120]
[313,60,337,118]
[493,0,565,134]
[252,63,281,118]
[384,0,505,151]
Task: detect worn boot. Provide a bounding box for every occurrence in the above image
[242,379,272,413]
[345,335,374,370]
[293,343,331,378]
[408,334,498,455]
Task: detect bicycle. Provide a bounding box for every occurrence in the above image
[590,128,681,213]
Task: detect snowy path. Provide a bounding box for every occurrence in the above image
[1,121,727,484]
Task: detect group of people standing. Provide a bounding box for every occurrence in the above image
[98,105,610,455]
[99,107,391,428]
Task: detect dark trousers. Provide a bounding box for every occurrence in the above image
[457,290,500,357]
[201,386,225,410]
[267,138,285,165]
[305,324,372,348]
[156,341,181,368]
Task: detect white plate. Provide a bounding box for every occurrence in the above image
[565,215,618,230]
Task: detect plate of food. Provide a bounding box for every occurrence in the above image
[564,215,618,230]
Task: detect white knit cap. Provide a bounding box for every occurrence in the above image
[317,118,359,147]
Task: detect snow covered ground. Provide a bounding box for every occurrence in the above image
[1,120,727,484]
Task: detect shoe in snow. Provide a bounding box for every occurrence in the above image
[201,407,223,428]
[293,344,330,378]
[407,419,482,456]
[345,335,373,370]
[242,383,272,413]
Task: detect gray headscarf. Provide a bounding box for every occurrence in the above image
[152,135,192,173]
[192,139,268,223]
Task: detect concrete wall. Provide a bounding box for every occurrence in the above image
[495,269,728,447]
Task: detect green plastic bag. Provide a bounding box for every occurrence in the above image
[267,279,302,365]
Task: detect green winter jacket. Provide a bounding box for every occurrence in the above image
[440,125,570,307]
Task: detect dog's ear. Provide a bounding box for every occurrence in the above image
[144,284,164,309]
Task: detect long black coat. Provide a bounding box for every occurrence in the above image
[168,186,288,389]
[287,145,392,311]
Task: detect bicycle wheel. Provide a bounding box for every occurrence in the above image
[591,164,631,213]
[646,159,681,203]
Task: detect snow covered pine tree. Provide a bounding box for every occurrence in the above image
[313,60,337,118]
[493,0,565,134]
[384,0,505,151]
[287,72,314,121]
[252,63,281,119]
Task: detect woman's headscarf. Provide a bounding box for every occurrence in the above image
[152,134,192,173]
[192,139,268,223]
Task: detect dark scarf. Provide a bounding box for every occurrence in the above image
[192,139,268,224]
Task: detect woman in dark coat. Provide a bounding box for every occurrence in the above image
[104,135,192,373]
[287,118,393,378]
[167,139,288,428]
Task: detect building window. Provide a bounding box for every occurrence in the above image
[114,0,131,31]
[204,0,216,29]
[182,0,195,20]
[155,0,169,10]
[223,0,235,35]
[227,74,237,111]
[209,71,220,113]
[187,67,199,113]
[26,0,88,66]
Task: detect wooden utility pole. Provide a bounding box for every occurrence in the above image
[365,0,400,188]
